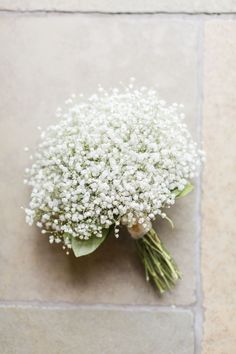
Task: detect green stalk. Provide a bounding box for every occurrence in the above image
[136,228,181,294]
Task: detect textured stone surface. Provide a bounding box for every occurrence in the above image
[0,0,236,12]
[0,14,199,305]
[202,20,236,353]
[0,306,194,354]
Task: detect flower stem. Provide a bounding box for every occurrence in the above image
[136,228,181,294]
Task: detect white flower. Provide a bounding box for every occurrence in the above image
[24,82,203,250]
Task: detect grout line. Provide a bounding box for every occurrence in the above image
[0,300,195,313]
[0,9,236,17]
[0,8,207,353]
[193,16,205,354]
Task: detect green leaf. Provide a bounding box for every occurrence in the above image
[71,228,110,257]
[173,183,193,198]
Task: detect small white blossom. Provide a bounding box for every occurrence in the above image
[49,235,54,243]
[24,83,203,251]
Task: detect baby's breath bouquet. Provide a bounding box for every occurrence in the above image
[24,82,203,294]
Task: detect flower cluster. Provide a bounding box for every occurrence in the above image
[24,83,203,254]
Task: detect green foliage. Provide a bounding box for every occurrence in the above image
[173,182,193,198]
[71,228,110,257]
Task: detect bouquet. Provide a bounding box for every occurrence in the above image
[24,82,203,294]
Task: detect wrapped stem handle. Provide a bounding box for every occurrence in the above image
[136,228,181,294]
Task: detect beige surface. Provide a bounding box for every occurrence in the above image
[202,20,236,353]
[2,9,236,354]
[0,306,194,354]
[0,0,236,12]
[0,14,199,306]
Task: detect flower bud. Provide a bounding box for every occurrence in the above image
[127,220,152,239]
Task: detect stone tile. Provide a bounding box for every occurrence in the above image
[0,14,199,305]
[0,0,236,13]
[202,20,236,353]
[0,306,194,354]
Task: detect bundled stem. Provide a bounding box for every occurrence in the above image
[136,228,181,294]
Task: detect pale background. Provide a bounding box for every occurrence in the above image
[0,1,235,354]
